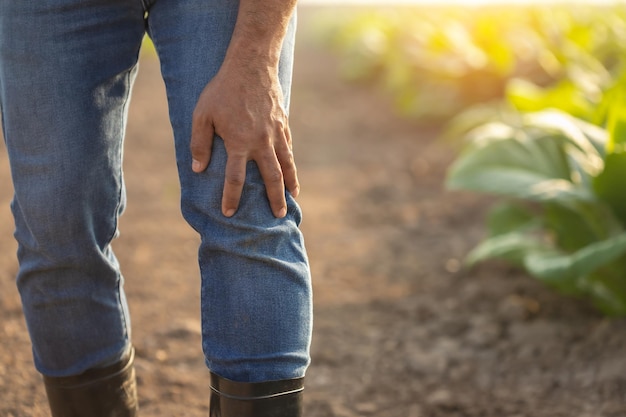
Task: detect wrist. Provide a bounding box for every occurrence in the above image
[224,36,282,69]
[224,0,296,68]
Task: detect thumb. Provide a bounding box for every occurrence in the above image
[190,112,214,173]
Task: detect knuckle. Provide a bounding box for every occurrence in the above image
[285,163,297,176]
[190,142,207,156]
[278,150,296,170]
[260,133,273,147]
[225,172,245,187]
[265,169,283,184]
[192,105,207,121]
[284,149,295,164]
[191,112,204,128]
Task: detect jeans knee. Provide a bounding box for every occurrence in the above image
[11,176,123,264]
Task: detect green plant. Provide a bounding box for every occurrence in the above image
[320,6,626,121]
[321,5,626,314]
[446,98,626,315]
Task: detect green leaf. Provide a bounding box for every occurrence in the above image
[467,122,572,178]
[446,121,595,202]
[466,231,549,267]
[606,88,626,153]
[505,78,547,111]
[593,150,626,226]
[440,103,516,146]
[523,111,605,174]
[486,201,537,237]
[544,201,620,252]
[568,116,608,157]
[586,266,626,316]
[506,78,596,121]
[524,232,626,292]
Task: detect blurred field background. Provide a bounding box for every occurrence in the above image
[1,3,626,416]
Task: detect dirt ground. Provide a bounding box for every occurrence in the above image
[1,7,626,417]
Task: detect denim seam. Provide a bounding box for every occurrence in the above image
[144,11,158,58]
[140,0,156,13]
[112,67,134,343]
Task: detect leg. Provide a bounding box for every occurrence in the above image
[146,0,311,383]
[0,0,144,378]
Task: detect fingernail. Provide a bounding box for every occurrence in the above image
[224,208,236,217]
[192,159,202,172]
[278,207,287,218]
[292,186,300,198]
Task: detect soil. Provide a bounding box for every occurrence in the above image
[1,7,626,417]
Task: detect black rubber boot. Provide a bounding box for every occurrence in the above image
[43,348,138,417]
[209,372,304,417]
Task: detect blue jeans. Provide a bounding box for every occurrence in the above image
[0,0,312,383]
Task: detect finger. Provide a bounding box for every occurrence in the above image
[257,149,287,218]
[277,127,299,198]
[190,109,214,173]
[222,154,247,217]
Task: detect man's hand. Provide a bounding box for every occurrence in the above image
[190,61,299,218]
[189,0,298,219]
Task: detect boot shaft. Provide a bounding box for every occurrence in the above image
[43,348,138,417]
[209,373,303,417]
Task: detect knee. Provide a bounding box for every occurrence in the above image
[11,176,123,261]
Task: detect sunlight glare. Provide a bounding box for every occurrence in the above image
[299,0,624,5]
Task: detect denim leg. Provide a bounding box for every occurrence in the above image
[0,0,145,376]
[147,1,312,382]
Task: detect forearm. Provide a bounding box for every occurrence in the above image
[224,0,297,69]
[191,0,299,218]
